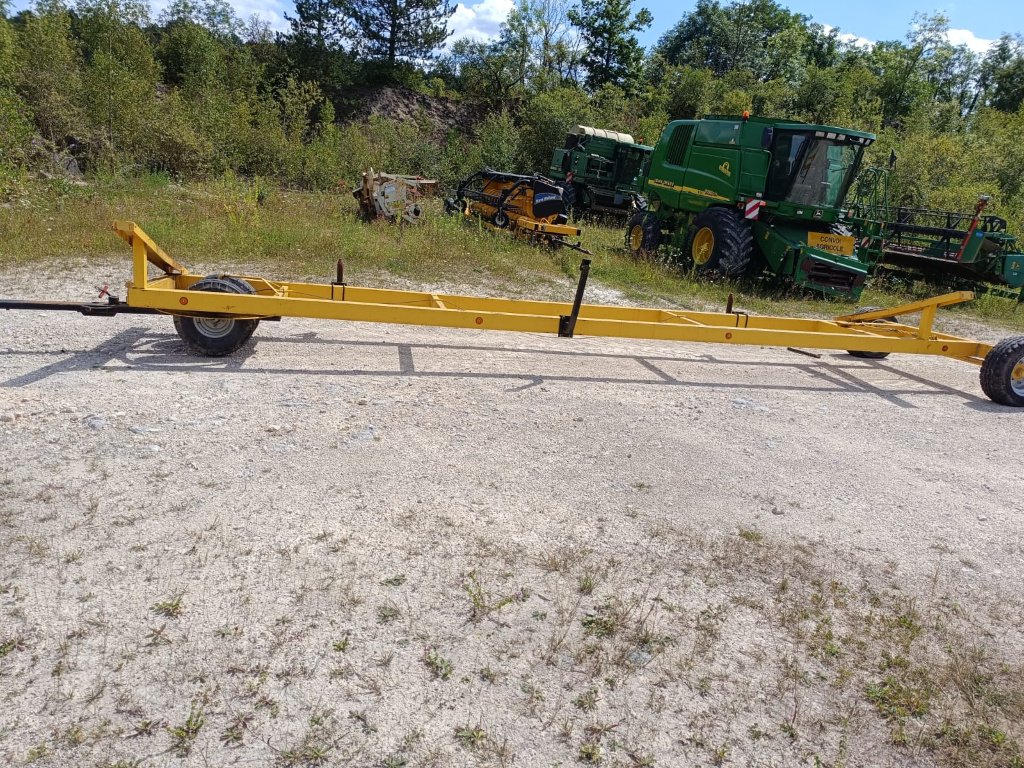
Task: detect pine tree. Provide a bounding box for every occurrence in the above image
[285,0,351,88]
[343,0,455,69]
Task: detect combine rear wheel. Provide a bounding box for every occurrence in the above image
[625,212,660,258]
[173,276,259,356]
[980,336,1024,406]
[684,207,752,277]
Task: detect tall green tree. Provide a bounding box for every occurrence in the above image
[655,0,811,83]
[14,2,84,142]
[567,0,651,92]
[285,0,352,87]
[981,34,1024,112]
[160,0,241,38]
[343,0,455,69]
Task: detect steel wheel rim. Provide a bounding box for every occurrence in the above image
[693,227,715,265]
[1012,360,1024,396]
[630,225,645,251]
[194,316,235,339]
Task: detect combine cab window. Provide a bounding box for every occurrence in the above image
[767,132,863,208]
[695,121,741,145]
[616,147,647,186]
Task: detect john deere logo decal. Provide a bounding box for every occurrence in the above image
[719,162,731,177]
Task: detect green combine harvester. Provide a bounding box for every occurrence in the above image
[626,114,875,299]
[548,125,652,216]
[625,113,1024,302]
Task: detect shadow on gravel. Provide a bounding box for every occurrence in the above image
[1,326,996,409]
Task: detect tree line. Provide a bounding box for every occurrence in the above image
[1,0,1023,227]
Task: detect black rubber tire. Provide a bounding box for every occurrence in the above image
[980,336,1024,406]
[173,276,259,357]
[493,209,510,229]
[846,306,894,360]
[684,207,753,277]
[625,211,661,258]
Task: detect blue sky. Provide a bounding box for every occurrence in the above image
[7,0,1023,54]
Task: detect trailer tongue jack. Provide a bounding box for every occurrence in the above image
[2,221,1024,407]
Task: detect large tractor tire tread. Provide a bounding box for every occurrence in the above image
[174,276,259,357]
[626,212,661,258]
[685,207,753,277]
[979,335,1024,406]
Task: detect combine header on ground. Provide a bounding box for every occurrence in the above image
[2,222,1024,407]
[445,170,591,253]
[852,169,1024,301]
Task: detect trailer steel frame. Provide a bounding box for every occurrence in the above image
[2,221,1023,406]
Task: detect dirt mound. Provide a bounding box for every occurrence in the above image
[335,86,487,136]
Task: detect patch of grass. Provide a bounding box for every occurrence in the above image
[573,687,599,712]
[150,593,184,619]
[454,725,487,750]
[167,707,204,757]
[579,742,604,763]
[738,528,764,543]
[377,602,401,624]
[423,647,454,680]
[463,571,526,622]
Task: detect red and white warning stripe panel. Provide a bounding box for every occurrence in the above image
[744,198,765,220]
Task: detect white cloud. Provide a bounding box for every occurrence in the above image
[447,0,514,43]
[821,23,995,56]
[821,24,873,50]
[945,28,994,54]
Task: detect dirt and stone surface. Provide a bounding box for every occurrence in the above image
[1,265,1023,767]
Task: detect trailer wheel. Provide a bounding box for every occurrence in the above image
[626,212,660,258]
[685,207,752,277]
[173,276,259,357]
[846,306,894,360]
[980,336,1024,406]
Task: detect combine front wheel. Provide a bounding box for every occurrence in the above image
[173,276,259,356]
[980,336,1024,406]
[684,207,752,277]
[626,212,660,258]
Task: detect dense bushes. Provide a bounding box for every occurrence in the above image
[1,0,1024,238]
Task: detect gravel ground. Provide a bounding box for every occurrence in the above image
[1,265,1022,768]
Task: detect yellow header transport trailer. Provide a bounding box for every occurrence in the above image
[2,221,1024,407]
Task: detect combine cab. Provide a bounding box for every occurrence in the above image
[445,170,590,252]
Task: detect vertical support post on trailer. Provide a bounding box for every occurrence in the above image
[133,235,148,290]
[559,259,592,338]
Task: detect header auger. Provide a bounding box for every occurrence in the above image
[1,221,1023,407]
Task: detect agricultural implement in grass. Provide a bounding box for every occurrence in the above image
[352,169,437,224]
[851,168,1024,302]
[2,222,1024,407]
[444,170,591,254]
